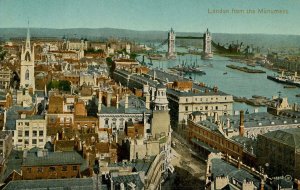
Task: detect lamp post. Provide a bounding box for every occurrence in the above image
[93,160,100,190]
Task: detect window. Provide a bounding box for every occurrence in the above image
[39,131,43,137]
[25,122,29,126]
[49,166,56,172]
[105,119,109,125]
[215,106,218,110]
[25,69,29,80]
[32,139,37,144]
[18,139,22,143]
[25,131,29,137]
[37,167,43,173]
[27,167,32,173]
[33,131,37,137]
[186,98,188,102]
[205,106,208,110]
[185,106,188,111]
[62,166,67,171]
[72,166,77,171]
[18,130,23,137]
[39,139,44,142]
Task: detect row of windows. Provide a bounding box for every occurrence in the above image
[185,105,228,111]
[26,165,78,173]
[18,130,44,137]
[185,97,228,103]
[18,138,44,144]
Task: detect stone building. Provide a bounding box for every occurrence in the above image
[0,66,13,89]
[19,26,35,93]
[21,149,87,180]
[13,114,47,150]
[257,128,300,178]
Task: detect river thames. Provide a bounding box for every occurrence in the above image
[138,52,300,113]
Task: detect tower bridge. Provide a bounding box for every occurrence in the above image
[165,28,213,60]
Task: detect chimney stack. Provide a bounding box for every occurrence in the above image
[237,157,241,169]
[213,112,219,124]
[98,91,102,112]
[296,179,300,190]
[260,178,264,190]
[107,91,112,107]
[125,94,129,109]
[239,110,245,137]
[146,93,150,109]
[116,94,119,109]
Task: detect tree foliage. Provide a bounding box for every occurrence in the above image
[47,80,71,92]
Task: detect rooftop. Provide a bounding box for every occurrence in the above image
[23,150,85,167]
[262,128,300,149]
[3,178,100,190]
[99,95,151,114]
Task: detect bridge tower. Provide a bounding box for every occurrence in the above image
[202,28,213,59]
[167,28,176,59]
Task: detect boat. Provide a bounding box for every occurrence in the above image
[169,65,206,75]
[223,72,227,75]
[267,71,300,87]
[226,64,266,73]
[296,94,300,97]
[284,85,296,89]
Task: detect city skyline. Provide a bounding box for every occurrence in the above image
[0,0,300,35]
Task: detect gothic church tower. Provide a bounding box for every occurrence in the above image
[20,25,35,93]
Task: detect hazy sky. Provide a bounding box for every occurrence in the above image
[0,0,299,34]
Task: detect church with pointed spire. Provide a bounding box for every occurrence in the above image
[20,24,35,93]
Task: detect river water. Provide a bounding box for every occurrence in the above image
[137,50,300,113]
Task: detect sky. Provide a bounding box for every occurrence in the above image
[0,0,299,34]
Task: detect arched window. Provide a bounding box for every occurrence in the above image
[25,69,29,80]
[25,51,31,61]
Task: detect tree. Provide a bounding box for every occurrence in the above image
[47,80,71,92]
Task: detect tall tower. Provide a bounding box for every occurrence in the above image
[167,28,176,59]
[202,28,213,59]
[20,24,35,92]
[153,84,169,111]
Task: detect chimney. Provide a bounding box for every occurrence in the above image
[237,157,241,169]
[98,91,102,112]
[116,94,119,109]
[146,93,150,109]
[296,179,300,190]
[107,91,112,107]
[239,110,245,137]
[226,118,230,128]
[213,112,218,124]
[125,94,129,109]
[260,178,264,190]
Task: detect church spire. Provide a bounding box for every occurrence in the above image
[26,20,31,50]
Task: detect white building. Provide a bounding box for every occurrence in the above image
[13,114,47,150]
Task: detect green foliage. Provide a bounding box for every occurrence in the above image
[130,53,138,59]
[84,48,104,54]
[47,80,71,92]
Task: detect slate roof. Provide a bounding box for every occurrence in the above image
[3,178,98,190]
[99,95,151,114]
[22,150,84,167]
[111,173,144,189]
[211,158,266,189]
[108,156,155,174]
[200,112,299,130]
[263,128,300,150]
